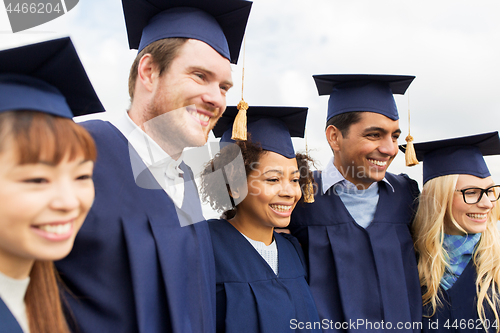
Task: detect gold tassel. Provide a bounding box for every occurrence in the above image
[404,91,419,166]
[231,99,248,141]
[303,179,315,203]
[404,135,419,166]
[231,34,248,141]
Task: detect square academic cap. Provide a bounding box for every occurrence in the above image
[213,106,308,159]
[313,74,415,122]
[0,37,105,119]
[399,132,500,184]
[121,0,252,64]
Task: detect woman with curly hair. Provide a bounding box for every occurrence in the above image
[408,132,500,333]
[0,38,102,333]
[201,106,320,333]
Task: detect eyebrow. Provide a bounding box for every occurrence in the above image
[459,183,496,189]
[262,169,300,175]
[37,159,93,166]
[362,127,401,135]
[263,170,283,175]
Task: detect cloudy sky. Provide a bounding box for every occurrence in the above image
[1,0,500,189]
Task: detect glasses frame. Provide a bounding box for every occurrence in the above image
[455,185,500,205]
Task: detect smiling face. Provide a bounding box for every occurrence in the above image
[327,112,401,189]
[447,174,496,235]
[0,150,94,279]
[145,39,233,155]
[230,151,302,244]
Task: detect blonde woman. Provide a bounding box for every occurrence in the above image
[407,132,500,333]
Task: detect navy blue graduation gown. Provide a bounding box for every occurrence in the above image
[209,219,321,333]
[55,120,215,333]
[0,298,23,333]
[289,171,422,332]
[423,261,497,333]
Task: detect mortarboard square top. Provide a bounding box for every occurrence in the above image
[0,37,104,119]
[121,0,252,64]
[213,106,308,159]
[313,74,415,122]
[399,132,500,184]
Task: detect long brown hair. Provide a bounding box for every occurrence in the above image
[25,262,70,333]
[0,110,96,333]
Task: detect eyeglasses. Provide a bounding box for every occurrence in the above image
[455,185,500,204]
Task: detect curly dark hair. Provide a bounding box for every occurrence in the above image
[200,137,315,219]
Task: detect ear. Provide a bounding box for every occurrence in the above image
[137,54,158,93]
[326,125,342,152]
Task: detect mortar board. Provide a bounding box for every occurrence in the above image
[0,37,104,118]
[121,0,252,63]
[313,74,415,122]
[399,132,500,184]
[213,106,308,159]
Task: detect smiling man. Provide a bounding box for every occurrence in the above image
[289,74,422,333]
[55,1,252,332]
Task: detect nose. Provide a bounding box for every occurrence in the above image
[50,180,80,211]
[378,136,398,157]
[201,82,226,111]
[477,192,494,209]
[279,180,297,198]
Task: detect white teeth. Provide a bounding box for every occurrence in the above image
[188,109,210,122]
[368,159,387,167]
[270,204,292,212]
[37,223,71,235]
[467,213,487,220]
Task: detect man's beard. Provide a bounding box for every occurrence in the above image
[143,103,207,158]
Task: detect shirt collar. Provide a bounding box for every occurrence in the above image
[321,156,394,194]
[111,112,184,176]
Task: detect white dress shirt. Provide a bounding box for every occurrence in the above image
[242,234,279,275]
[111,112,185,208]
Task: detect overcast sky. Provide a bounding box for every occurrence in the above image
[1,0,500,189]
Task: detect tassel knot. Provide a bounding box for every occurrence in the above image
[231,99,249,141]
[404,135,419,166]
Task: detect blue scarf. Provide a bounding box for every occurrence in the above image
[440,233,481,290]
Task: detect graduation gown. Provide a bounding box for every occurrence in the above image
[209,219,321,333]
[289,171,422,332]
[55,120,215,333]
[0,298,23,333]
[423,261,497,333]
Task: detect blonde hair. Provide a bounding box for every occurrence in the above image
[413,174,500,331]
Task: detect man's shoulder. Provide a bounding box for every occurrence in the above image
[385,171,416,184]
[80,119,120,138]
[385,172,420,197]
[79,118,109,130]
[79,119,129,152]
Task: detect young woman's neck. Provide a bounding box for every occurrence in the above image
[0,254,34,279]
[229,214,274,246]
